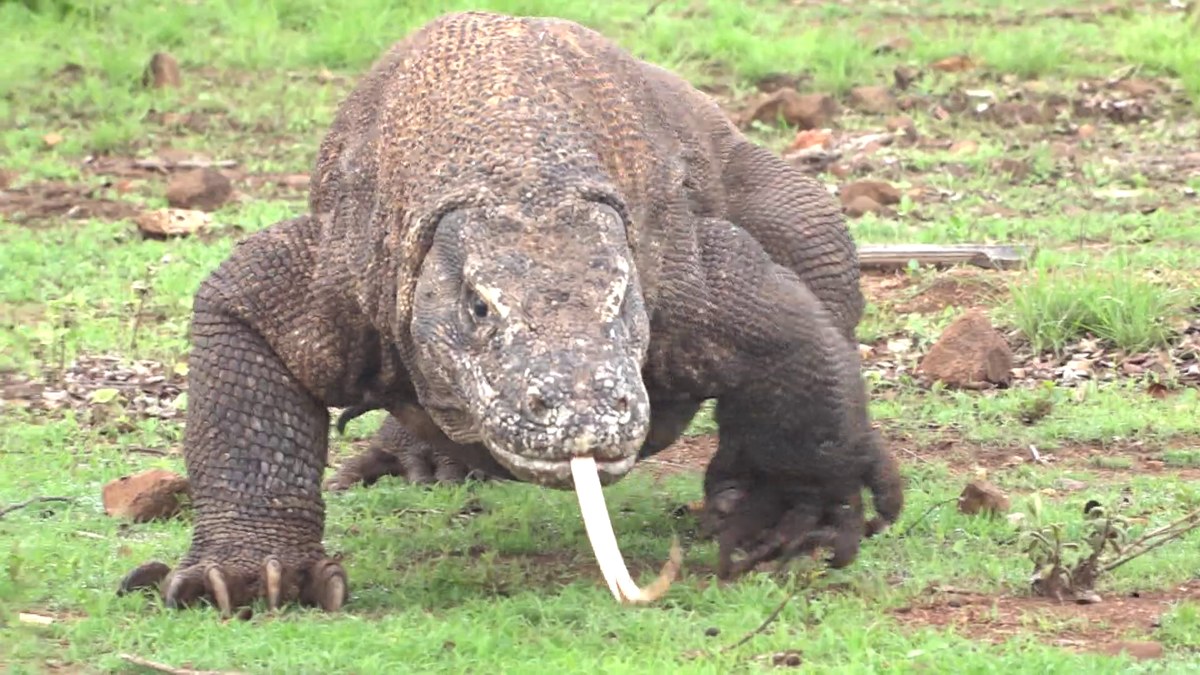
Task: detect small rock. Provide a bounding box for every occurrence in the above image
[991,157,1031,181]
[893,66,922,90]
[1115,78,1158,97]
[918,309,1013,387]
[958,480,1010,516]
[1054,478,1088,492]
[142,52,182,89]
[949,139,979,155]
[929,55,975,72]
[166,168,232,212]
[278,173,311,189]
[102,469,190,523]
[771,650,803,667]
[1075,590,1103,605]
[886,116,917,141]
[843,195,884,218]
[1094,641,1163,660]
[134,208,212,238]
[786,128,832,152]
[841,179,901,207]
[873,37,913,55]
[743,89,839,130]
[704,627,720,637]
[847,85,897,115]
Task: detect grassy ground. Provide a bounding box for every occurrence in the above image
[3,0,1200,672]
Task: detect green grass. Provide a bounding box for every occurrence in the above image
[3,0,1200,672]
[1006,259,1194,355]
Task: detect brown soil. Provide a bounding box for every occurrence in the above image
[639,430,1200,484]
[0,180,141,225]
[889,430,1200,481]
[859,267,1012,316]
[892,580,1200,655]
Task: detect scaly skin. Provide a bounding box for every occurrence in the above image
[120,11,903,613]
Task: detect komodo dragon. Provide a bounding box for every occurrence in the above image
[118,11,904,613]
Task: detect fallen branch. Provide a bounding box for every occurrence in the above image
[1104,509,1200,573]
[132,158,238,172]
[721,588,798,653]
[119,654,244,675]
[858,244,1033,271]
[0,496,72,520]
[898,497,959,537]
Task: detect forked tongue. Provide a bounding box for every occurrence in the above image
[570,455,681,604]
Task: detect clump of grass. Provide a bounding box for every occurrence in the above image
[1162,450,1200,469]
[1090,456,1133,470]
[1007,261,1191,355]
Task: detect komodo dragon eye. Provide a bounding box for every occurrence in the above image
[464,288,490,320]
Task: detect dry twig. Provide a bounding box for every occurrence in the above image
[0,496,72,520]
[119,654,244,675]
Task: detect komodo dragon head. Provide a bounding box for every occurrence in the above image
[408,197,653,489]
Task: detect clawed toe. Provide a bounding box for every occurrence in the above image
[117,560,172,596]
[119,555,348,616]
[303,559,348,611]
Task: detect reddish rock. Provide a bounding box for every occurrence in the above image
[886,116,917,141]
[893,66,922,90]
[841,180,901,207]
[950,139,979,155]
[958,480,1010,515]
[991,157,1031,181]
[929,55,975,72]
[102,469,190,523]
[847,85,897,115]
[166,168,232,212]
[142,52,181,89]
[873,37,913,54]
[843,195,884,218]
[1115,78,1158,97]
[743,89,839,130]
[917,309,1013,387]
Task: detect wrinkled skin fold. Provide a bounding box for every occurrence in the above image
[118,11,904,613]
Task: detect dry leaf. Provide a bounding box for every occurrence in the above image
[42,133,63,147]
[134,209,212,237]
[930,55,975,72]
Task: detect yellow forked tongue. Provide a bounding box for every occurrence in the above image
[569,455,681,604]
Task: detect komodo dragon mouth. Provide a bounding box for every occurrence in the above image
[409,200,678,602]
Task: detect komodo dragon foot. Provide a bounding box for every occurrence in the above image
[325,414,513,491]
[119,552,347,616]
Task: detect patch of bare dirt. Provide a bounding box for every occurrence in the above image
[888,430,1200,481]
[84,152,311,203]
[891,580,1200,656]
[860,268,1011,315]
[0,180,141,225]
[0,354,187,429]
[401,543,716,595]
[636,434,718,476]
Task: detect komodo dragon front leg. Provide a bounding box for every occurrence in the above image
[118,216,348,614]
[650,216,900,577]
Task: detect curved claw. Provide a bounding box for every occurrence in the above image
[204,566,233,618]
[304,559,348,612]
[264,557,283,611]
[117,561,172,596]
[321,574,347,612]
[163,571,191,610]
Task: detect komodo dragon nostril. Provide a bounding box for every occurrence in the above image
[525,388,562,421]
[614,396,629,415]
